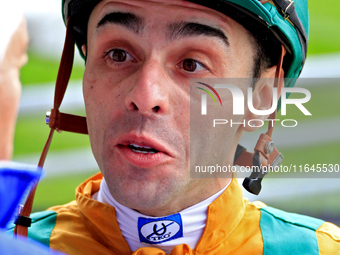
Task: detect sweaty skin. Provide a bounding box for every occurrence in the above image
[83,0,280,216]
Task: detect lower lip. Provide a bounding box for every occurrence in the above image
[116,145,172,168]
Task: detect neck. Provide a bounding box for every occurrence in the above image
[94,178,231,253]
[136,178,231,217]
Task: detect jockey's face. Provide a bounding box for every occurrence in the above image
[83,0,258,216]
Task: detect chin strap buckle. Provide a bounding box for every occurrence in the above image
[242,143,284,195]
[242,151,266,195]
[235,133,284,195]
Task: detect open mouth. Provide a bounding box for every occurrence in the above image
[115,136,174,168]
[127,144,159,154]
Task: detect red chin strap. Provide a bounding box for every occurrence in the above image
[14,19,88,237]
[14,16,286,236]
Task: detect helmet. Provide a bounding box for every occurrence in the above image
[62,0,309,87]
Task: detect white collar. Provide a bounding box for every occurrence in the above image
[94,178,230,253]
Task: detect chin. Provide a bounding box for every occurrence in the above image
[105,171,183,213]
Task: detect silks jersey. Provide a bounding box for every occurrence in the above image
[13,173,340,255]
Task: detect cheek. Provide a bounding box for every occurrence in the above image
[83,69,102,124]
[83,69,108,158]
[172,93,190,125]
[83,65,124,120]
[189,80,248,167]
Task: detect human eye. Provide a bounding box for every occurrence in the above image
[106,49,135,63]
[182,58,207,73]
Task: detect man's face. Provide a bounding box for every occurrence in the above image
[84,0,255,215]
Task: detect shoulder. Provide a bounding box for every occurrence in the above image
[247,203,340,254]
[7,210,57,248]
[29,210,58,245]
[16,201,79,248]
[316,222,340,255]
[32,200,79,234]
[5,208,73,254]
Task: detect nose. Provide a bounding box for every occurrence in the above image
[125,59,170,115]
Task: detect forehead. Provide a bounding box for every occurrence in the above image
[88,0,236,35]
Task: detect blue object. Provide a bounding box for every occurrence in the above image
[0,162,67,255]
[0,161,42,229]
[0,231,65,255]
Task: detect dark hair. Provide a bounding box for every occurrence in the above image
[246,24,282,80]
[223,8,282,81]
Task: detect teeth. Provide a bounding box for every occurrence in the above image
[132,149,148,153]
[131,148,156,154]
[130,144,153,149]
[128,144,158,154]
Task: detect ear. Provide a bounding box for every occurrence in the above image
[243,65,284,132]
[81,45,87,57]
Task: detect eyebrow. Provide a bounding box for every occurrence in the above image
[168,22,229,47]
[97,12,144,33]
[96,13,229,48]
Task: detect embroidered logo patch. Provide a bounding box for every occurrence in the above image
[138,213,183,244]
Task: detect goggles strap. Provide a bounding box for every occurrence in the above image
[235,45,286,195]
[271,0,307,64]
